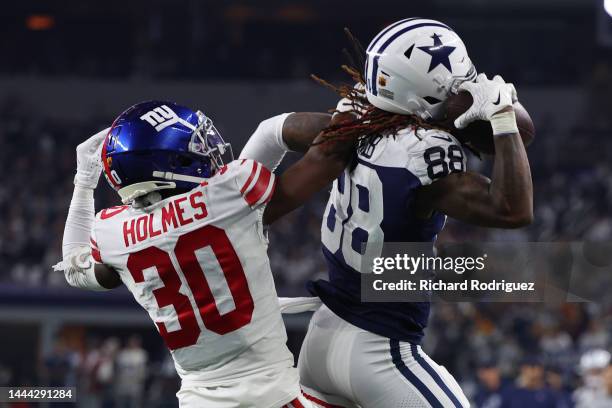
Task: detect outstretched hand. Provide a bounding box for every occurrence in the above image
[454,73,518,130]
[74,127,110,189]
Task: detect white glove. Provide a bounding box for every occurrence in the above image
[74,128,109,189]
[53,246,108,291]
[335,83,366,118]
[454,74,519,135]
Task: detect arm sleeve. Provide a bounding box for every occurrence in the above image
[233,159,277,210]
[407,131,467,186]
[54,185,108,291]
[238,113,292,172]
[62,185,96,257]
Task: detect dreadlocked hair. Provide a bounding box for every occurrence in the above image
[311,28,451,149]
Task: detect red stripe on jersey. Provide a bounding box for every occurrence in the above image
[245,166,272,207]
[100,205,129,220]
[302,392,345,408]
[261,177,276,205]
[91,246,102,263]
[90,238,99,249]
[240,161,259,194]
[291,398,304,408]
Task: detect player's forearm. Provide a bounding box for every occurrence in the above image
[449,74,533,227]
[239,112,332,173]
[62,185,96,257]
[282,129,354,206]
[423,134,532,228]
[263,151,348,224]
[489,131,533,227]
[262,130,353,224]
[282,112,332,152]
[58,190,112,290]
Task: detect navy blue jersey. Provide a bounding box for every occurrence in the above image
[308,127,466,344]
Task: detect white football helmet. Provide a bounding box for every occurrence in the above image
[365,18,477,120]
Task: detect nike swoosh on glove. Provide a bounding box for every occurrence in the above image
[454,73,518,130]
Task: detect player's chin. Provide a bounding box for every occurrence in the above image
[452,125,498,155]
[446,130,487,156]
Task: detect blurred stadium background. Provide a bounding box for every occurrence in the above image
[1,0,612,407]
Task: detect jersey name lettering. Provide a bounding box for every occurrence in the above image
[123,190,208,247]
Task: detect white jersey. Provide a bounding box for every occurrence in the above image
[89,159,294,385]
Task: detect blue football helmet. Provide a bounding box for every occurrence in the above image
[101,101,232,203]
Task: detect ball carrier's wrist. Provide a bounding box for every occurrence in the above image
[74,176,98,190]
[491,108,519,137]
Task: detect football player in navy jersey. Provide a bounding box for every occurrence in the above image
[241,18,532,408]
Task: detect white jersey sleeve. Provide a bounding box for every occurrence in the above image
[406,129,467,186]
[90,228,102,264]
[239,113,291,172]
[231,159,277,209]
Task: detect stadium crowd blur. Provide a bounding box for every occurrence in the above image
[2,1,612,406]
[0,334,179,408]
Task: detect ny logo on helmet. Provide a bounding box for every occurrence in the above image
[140,105,196,132]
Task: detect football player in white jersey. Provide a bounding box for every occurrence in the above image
[242,19,533,408]
[54,101,352,408]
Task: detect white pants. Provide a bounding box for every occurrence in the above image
[177,365,314,408]
[298,304,470,408]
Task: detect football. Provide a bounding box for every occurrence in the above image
[439,91,536,155]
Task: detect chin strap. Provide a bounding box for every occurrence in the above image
[152,171,207,184]
[118,180,176,204]
[118,172,208,204]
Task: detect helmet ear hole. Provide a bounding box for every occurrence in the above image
[169,154,194,169]
[177,155,193,167]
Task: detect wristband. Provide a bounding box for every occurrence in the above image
[490,110,519,136]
